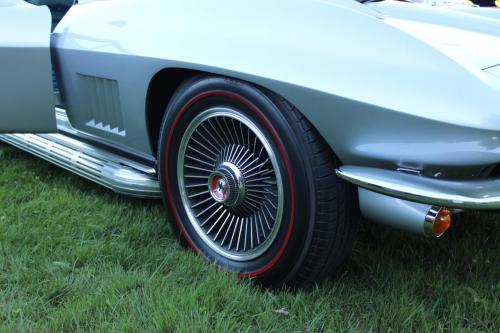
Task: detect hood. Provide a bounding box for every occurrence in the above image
[367,0,500,70]
[486,64,500,79]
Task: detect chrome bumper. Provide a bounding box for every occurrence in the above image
[336,166,500,210]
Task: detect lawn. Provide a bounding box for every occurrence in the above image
[0,142,498,332]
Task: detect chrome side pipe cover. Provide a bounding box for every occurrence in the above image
[359,189,451,238]
[359,189,431,236]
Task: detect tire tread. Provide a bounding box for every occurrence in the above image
[273,95,358,287]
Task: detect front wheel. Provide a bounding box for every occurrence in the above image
[158,76,358,287]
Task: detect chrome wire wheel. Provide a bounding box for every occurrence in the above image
[177,107,284,261]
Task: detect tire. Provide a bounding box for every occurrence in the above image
[158,76,358,287]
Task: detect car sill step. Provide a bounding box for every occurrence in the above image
[0,132,161,199]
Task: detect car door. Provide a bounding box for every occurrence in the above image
[0,0,56,133]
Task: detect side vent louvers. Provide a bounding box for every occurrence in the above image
[78,74,126,136]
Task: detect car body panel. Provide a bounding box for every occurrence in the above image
[0,0,56,132]
[486,64,500,78]
[50,0,500,180]
[368,1,500,69]
[52,0,384,157]
[448,7,500,20]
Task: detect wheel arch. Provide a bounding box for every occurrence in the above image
[146,68,204,158]
[145,68,343,165]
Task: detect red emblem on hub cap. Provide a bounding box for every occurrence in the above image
[210,174,228,202]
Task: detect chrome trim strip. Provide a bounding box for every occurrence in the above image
[336,166,500,210]
[0,131,160,199]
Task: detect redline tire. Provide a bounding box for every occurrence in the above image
[158,76,358,287]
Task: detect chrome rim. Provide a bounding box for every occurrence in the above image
[177,107,284,261]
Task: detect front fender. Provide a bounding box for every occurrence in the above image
[54,0,500,174]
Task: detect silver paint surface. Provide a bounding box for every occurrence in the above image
[49,0,500,179]
[0,0,55,132]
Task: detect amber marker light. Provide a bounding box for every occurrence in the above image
[434,208,453,237]
[425,207,453,238]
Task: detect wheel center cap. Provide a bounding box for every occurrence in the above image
[208,162,245,207]
[210,174,229,202]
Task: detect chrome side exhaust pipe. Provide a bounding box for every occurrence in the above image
[359,189,452,237]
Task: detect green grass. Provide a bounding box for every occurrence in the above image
[0,142,498,333]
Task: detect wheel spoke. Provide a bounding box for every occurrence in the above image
[200,205,224,227]
[199,123,225,150]
[188,190,210,199]
[195,201,219,218]
[191,196,213,209]
[188,142,217,161]
[228,217,240,250]
[186,183,209,189]
[186,154,215,168]
[232,146,245,164]
[245,168,273,179]
[225,117,239,145]
[246,177,273,183]
[221,215,236,246]
[238,153,254,170]
[257,211,267,238]
[243,158,269,174]
[261,207,272,230]
[206,208,227,233]
[212,117,232,145]
[244,218,249,252]
[214,212,232,241]
[236,218,244,251]
[185,164,213,173]
[250,216,254,248]
[185,174,209,179]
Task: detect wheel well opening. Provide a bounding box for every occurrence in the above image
[146,68,202,158]
[146,69,340,167]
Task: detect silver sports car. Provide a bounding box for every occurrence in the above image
[1,0,499,287]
